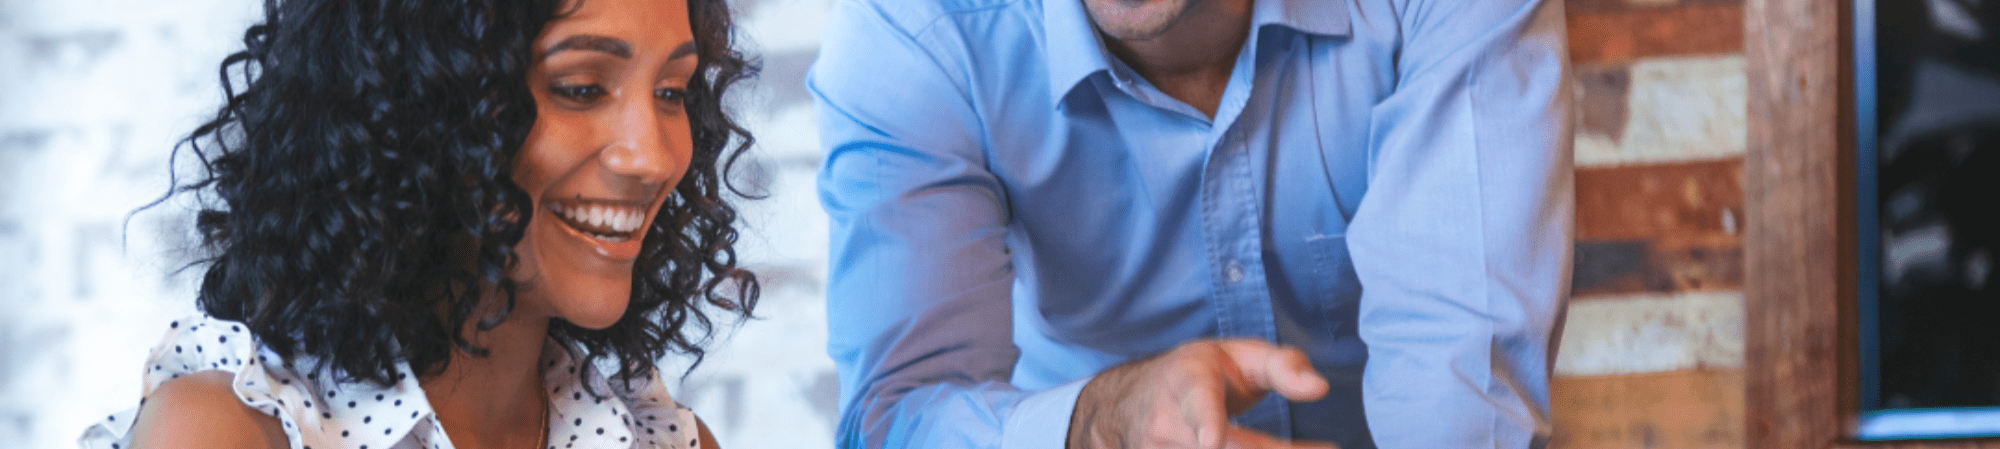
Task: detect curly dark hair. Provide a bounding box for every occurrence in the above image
[174,0,760,389]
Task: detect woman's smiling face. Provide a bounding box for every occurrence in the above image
[512,0,698,329]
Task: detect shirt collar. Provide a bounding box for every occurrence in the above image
[303,341,672,449]
[541,342,688,449]
[1042,0,1352,109]
[299,358,441,449]
[1043,0,1115,108]
[541,341,648,449]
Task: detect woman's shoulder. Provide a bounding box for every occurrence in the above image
[125,370,291,449]
[80,314,324,449]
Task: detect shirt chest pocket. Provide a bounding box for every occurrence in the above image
[1306,234,1362,314]
[1269,231,1364,342]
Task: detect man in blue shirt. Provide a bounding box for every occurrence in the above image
[811,0,1573,447]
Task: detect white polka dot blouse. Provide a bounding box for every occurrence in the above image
[80,314,705,449]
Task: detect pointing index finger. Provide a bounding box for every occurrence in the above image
[1214,340,1328,402]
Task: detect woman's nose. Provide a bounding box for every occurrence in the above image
[599,97,677,184]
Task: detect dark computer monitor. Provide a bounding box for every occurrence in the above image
[1854,0,2000,440]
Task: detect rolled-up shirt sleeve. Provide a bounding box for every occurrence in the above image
[1346,0,1574,448]
[811,0,1081,447]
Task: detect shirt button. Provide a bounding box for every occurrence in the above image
[1225,260,1245,283]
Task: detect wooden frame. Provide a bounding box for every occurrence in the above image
[1743,0,2000,447]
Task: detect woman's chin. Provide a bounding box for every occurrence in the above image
[555,295,630,329]
[525,275,633,330]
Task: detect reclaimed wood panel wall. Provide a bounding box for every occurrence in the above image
[1554,0,1750,447]
[1741,0,1844,445]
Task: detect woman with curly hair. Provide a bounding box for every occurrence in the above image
[79,0,758,447]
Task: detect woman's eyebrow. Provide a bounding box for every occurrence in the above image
[543,34,632,60]
[668,41,696,61]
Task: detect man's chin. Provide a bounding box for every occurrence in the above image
[1085,0,1193,41]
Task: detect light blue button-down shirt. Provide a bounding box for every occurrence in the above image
[811,0,1573,447]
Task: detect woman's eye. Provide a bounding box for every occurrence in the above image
[551,83,607,101]
[655,87,688,106]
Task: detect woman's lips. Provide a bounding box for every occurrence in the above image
[547,199,647,243]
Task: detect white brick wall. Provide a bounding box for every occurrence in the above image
[0,0,839,447]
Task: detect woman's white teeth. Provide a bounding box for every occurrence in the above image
[556,202,643,234]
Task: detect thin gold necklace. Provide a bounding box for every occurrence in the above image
[533,385,550,449]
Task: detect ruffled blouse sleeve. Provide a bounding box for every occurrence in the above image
[79,314,315,449]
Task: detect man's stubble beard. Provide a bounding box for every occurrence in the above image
[1084,0,1201,41]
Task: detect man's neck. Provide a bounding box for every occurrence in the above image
[1099,0,1252,118]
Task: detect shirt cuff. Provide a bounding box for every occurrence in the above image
[1001,376,1093,449]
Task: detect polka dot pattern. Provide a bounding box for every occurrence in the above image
[539,341,697,449]
[79,314,704,449]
